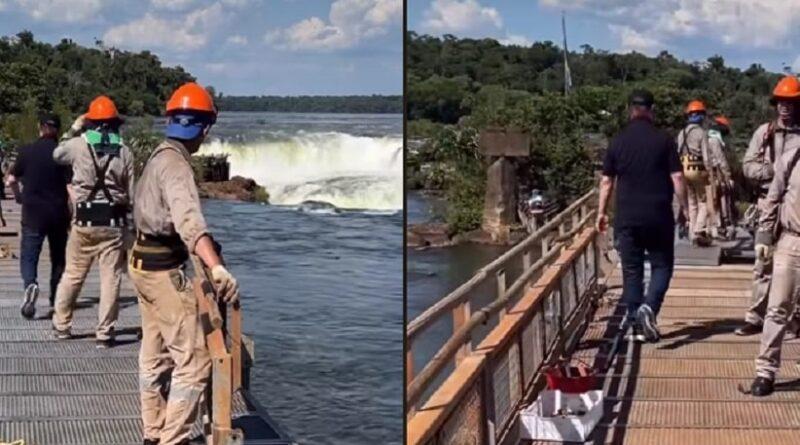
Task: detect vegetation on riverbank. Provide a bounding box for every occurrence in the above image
[408,31,784,233]
[216,95,401,113]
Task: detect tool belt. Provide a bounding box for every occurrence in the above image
[130,232,188,271]
[75,201,127,227]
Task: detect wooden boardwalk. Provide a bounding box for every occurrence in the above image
[530,263,800,444]
[0,197,292,445]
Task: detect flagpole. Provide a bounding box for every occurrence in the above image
[562,11,572,95]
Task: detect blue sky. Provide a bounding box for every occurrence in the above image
[0,0,402,95]
[409,0,800,74]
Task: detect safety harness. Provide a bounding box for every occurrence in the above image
[74,129,127,227]
[129,143,191,272]
[679,126,708,183]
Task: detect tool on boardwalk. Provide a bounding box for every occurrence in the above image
[191,247,244,445]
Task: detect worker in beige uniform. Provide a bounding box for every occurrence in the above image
[707,116,734,240]
[736,75,800,337]
[51,96,134,348]
[676,100,714,246]
[749,124,800,396]
[131,82,239,445]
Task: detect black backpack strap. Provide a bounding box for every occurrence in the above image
[85,132,116,203]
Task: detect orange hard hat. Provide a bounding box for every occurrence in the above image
[86,95,119,120]
[772,76,800,101]
[166,82,216,115]
[714,116,731,128]
[685,100,706,114]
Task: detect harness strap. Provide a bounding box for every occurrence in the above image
[83,130,117,204]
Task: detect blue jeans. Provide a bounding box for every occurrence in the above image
[20,225,68,301]
[615,224,675,321]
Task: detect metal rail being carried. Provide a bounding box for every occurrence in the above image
[406,189,602,444]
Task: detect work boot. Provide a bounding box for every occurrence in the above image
[734,323,762,336]
[637,304,660,343]
[54,328,71,340]
[143,440,159,445]
[750,376,774,397]
[96,337,115,349]
[20,283,39,319]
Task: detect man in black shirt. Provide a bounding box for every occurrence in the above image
[6,113,71,319]
[596,90,689,343]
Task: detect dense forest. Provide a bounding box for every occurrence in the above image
[217,95,401,113]
[407,31,786,233]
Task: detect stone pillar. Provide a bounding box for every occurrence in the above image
[482,157,517,242]
[479,127,531,243]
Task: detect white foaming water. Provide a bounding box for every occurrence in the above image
[199,132,402,210]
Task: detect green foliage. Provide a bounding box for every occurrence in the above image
[122,117,161,178]
[215,95,401,113]
[0,31,194,117]
[433,126,485,233]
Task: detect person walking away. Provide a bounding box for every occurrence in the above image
[5,113,71,319]
[748,122,800,396]
[736,75,800,337]
[677,100,714,246]
[130,82,239,445]
[51,96,134,348]
[596,90,689,343]
[707,116,735,240]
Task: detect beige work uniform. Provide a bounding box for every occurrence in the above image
[755,145,800,378]
[51,133,134,340]
[742,122,800,326]
[677,124,713,240]
[707,132,732,235]
[132,139,211,445]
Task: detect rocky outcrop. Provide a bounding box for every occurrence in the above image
[198,176,269,203]
[407,223,528,248]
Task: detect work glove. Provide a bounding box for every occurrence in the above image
[211,264,239,304]
[755,243,772,262]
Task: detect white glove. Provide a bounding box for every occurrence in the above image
[210,265,239,303]
[755,244,772,262]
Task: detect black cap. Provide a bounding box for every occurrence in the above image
[629,89,654,108]
[38,112,61,130]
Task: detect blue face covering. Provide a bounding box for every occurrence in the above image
[165,113,213,140]
[687,113,705,124]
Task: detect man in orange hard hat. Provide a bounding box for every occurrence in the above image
[131,82,239,444]
[737,75,800,341]
[50,96,133,348]
[676,99,714,246]
[707,115,735,240]
[747,75,800,396]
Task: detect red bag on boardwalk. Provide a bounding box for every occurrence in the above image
[544,360,597,394]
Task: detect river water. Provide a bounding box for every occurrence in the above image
[199,113,402,444]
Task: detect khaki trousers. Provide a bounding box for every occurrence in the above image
[52,226,125,340]
[131,266,211,445]
[687,177,708,239]
[757,234,800,379]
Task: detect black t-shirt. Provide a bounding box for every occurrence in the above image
[11,137,71,231]
[602,118,681,228]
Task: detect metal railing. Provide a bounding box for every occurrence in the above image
[406,189,601,445]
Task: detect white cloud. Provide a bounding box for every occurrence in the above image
[610,25,663,55]
[15,0,103,23]
[500,34,532,47]
[221,0,249,5]
[227,35,248,45]
[792,55,800,74]
[206,62,227,73]
[151,0,195,10]
[540,0,800,51]
[421,0,502,34]
[266,0,401,51]
[103,3,224,51]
